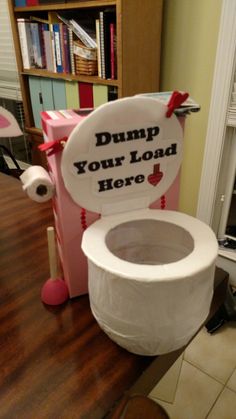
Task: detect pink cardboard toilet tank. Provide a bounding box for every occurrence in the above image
[38,99,183,298]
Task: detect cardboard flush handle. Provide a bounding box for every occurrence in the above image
[166,91,189,118]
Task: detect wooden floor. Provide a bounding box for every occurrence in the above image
[0,173,229,419]
[0,174,154,419]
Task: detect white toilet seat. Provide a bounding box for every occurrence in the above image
[82,208,218,282]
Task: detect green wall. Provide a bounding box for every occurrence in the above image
[161,0,222,215]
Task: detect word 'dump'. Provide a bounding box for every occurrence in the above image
[95,126,160,146]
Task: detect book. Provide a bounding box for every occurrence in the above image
[42,24,54,72]
[103,11,116,79]
[26,0,39,5]
[95,19,102,78]
[53,23,63,73]
[98,10,116,79]
[30,22,43,68]
[56,14,70,27]
[38,0,65,3]
[110,22,117,79]
[108,86,118,101]
[49,23,57,72]
[69,19,97,49]
[60,24,67,73]
[60,23,71,73]
[78,82,93,108]
[47,13,62,73]
[65,81,80,109]
[38,23,46,68]
[17,19,34,69]
[29,15,49,24]
[15,0,26,6]
[57,13,97,49]
[68,27,75,75]
[93,85,108,108]
[99,11,105,78]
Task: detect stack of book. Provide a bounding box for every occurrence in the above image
[17,17,73,73]
[17,10,117,80]
[57,14,98,76]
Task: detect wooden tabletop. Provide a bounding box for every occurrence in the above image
[0,173,228,419]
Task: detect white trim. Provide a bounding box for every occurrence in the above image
[196,0,236,225]
[217,129,236,237]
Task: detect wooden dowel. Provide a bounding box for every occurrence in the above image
[47,226,58,280]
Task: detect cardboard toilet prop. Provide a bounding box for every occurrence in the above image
[21,94,218,355]
[22,94,186,299]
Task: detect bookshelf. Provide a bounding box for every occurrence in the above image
[8,0,163,165]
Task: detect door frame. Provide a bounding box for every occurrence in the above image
[196,0,236,225]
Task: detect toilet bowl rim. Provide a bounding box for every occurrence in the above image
[82,208,218,282]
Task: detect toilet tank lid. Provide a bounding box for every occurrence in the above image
[61,96,183,216]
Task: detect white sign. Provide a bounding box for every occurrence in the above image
[61,97,183,215]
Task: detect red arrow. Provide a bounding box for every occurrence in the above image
[148,164,163,186]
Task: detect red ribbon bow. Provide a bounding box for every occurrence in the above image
[166,91,189,118]
[38,136,68,156]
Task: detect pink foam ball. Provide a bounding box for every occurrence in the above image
[41,278,69,305]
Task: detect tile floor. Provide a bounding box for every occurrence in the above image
[150,322,236,419]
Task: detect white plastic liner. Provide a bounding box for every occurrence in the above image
[86,217,217,355]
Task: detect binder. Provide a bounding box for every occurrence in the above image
[93,85,108,108]
[65,81,80,109]
[52,79,67,109]
[28,76,43,129]
[41,78,54,110]
[78,82,93,109]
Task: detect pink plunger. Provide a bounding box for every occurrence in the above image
[41,226,69,305]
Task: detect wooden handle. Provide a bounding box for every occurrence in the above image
[47,226,58,280]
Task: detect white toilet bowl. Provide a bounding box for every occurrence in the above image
[82,209,218,355]
[61,96,218,355]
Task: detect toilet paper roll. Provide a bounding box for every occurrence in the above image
[20,166,55,203]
